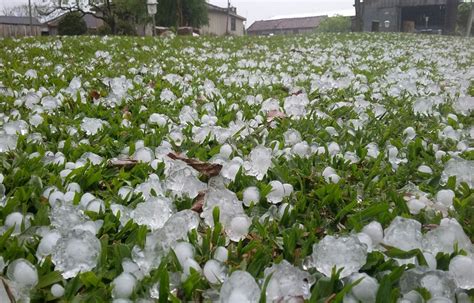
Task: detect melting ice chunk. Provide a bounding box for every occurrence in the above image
[448,255,474,290]
[284,93,309,118]
[7,259,38,289]
[441,158,474,188]
[399,268,456,301]
[132,147,155,163]
[4,120,29,136]
[81,117,108,136]
[244,146,272,181]
[52,230,101,278]
[219,271,260,303]
[423,218,473,255]
[0,134,18,152]
[453,96,474,116]
[346,272,379,303]
[383,216,422,251]
[36,230,61,261]
[112,272,137,299]
[242,186,260,207]
[203,260,227,284]
[165,160,206,199]
[264,260,312,302]
[131,197,175,231]
[311,235,367,278]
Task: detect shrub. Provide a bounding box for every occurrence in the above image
[316,15,351,33]
[58,12,87,36]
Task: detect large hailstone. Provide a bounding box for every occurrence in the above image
[311,235,367,278]
[448,255,474,290]
[131,197,175,231]
[264,260,312,302]
[219,271,260,303]
[203,260,227,284]
[441,158,474,188]
[266,180,292,204]
[112,272,137,299]
[383,216,422,251]
[244,146,272,181]
[7,259,38,289]
[52,230,101,278]
[422,218,473,255]
[399,268,456,301]
[346,272,379,303]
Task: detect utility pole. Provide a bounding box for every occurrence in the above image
[28,0,33,36]
[467,0,474,37]
[226,0,230,35]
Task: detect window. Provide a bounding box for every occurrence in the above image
[231,17,236,31]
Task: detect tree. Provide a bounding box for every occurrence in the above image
[58,12,87,35]
[40,0,118,34]
[156,0,208,28]
[457,1,474,36]
[316,15,351,33]
[2,4,42,17]
[467,0,474,36]
[39,0,148,35]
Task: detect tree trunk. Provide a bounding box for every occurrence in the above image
[467,0,474,37]
[176,0,183,27]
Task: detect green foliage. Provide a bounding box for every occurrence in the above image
[316,15,351,33]
[156,0,208,28]
[457,2,474,36]
[58,12,87,36]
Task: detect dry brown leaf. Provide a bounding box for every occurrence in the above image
[267,110,286,122]
[423,224,439,231]
[290,89,304,96]
[167,153,222,177]
[191,191,206,213]
[89,90,100,100]
[108,158,139,169]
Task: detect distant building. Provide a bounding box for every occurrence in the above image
[247,16,328,36]
[201,3,246,36]
[0,16,42,37]
[359,0,459,34]
[46,13,104,35]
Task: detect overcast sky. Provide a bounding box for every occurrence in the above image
[0,0,355,26]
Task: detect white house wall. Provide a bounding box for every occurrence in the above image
[201,11,244,36]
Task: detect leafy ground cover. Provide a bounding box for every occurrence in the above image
[0,33,473,302]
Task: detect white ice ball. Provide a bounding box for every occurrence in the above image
[242,187,260,207]
[173,242,195,266]
[436,189,455,208]
[7,259,38,288]
[203,260,226,284]
[213,246,228,263]
[112,272,137,299]
[361,221,383,246]
[51,284,65,297]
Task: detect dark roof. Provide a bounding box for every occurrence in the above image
[0,16,42,26]
[206,3,246,21]
[247,15,328,32]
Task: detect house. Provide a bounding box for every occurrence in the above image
[0,16,42,37]
[247,16,328,36]
[358,0,459,34]
[200,3,246,36]
[46,13,104,35]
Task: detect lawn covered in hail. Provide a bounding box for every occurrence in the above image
[0,33,473,302]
